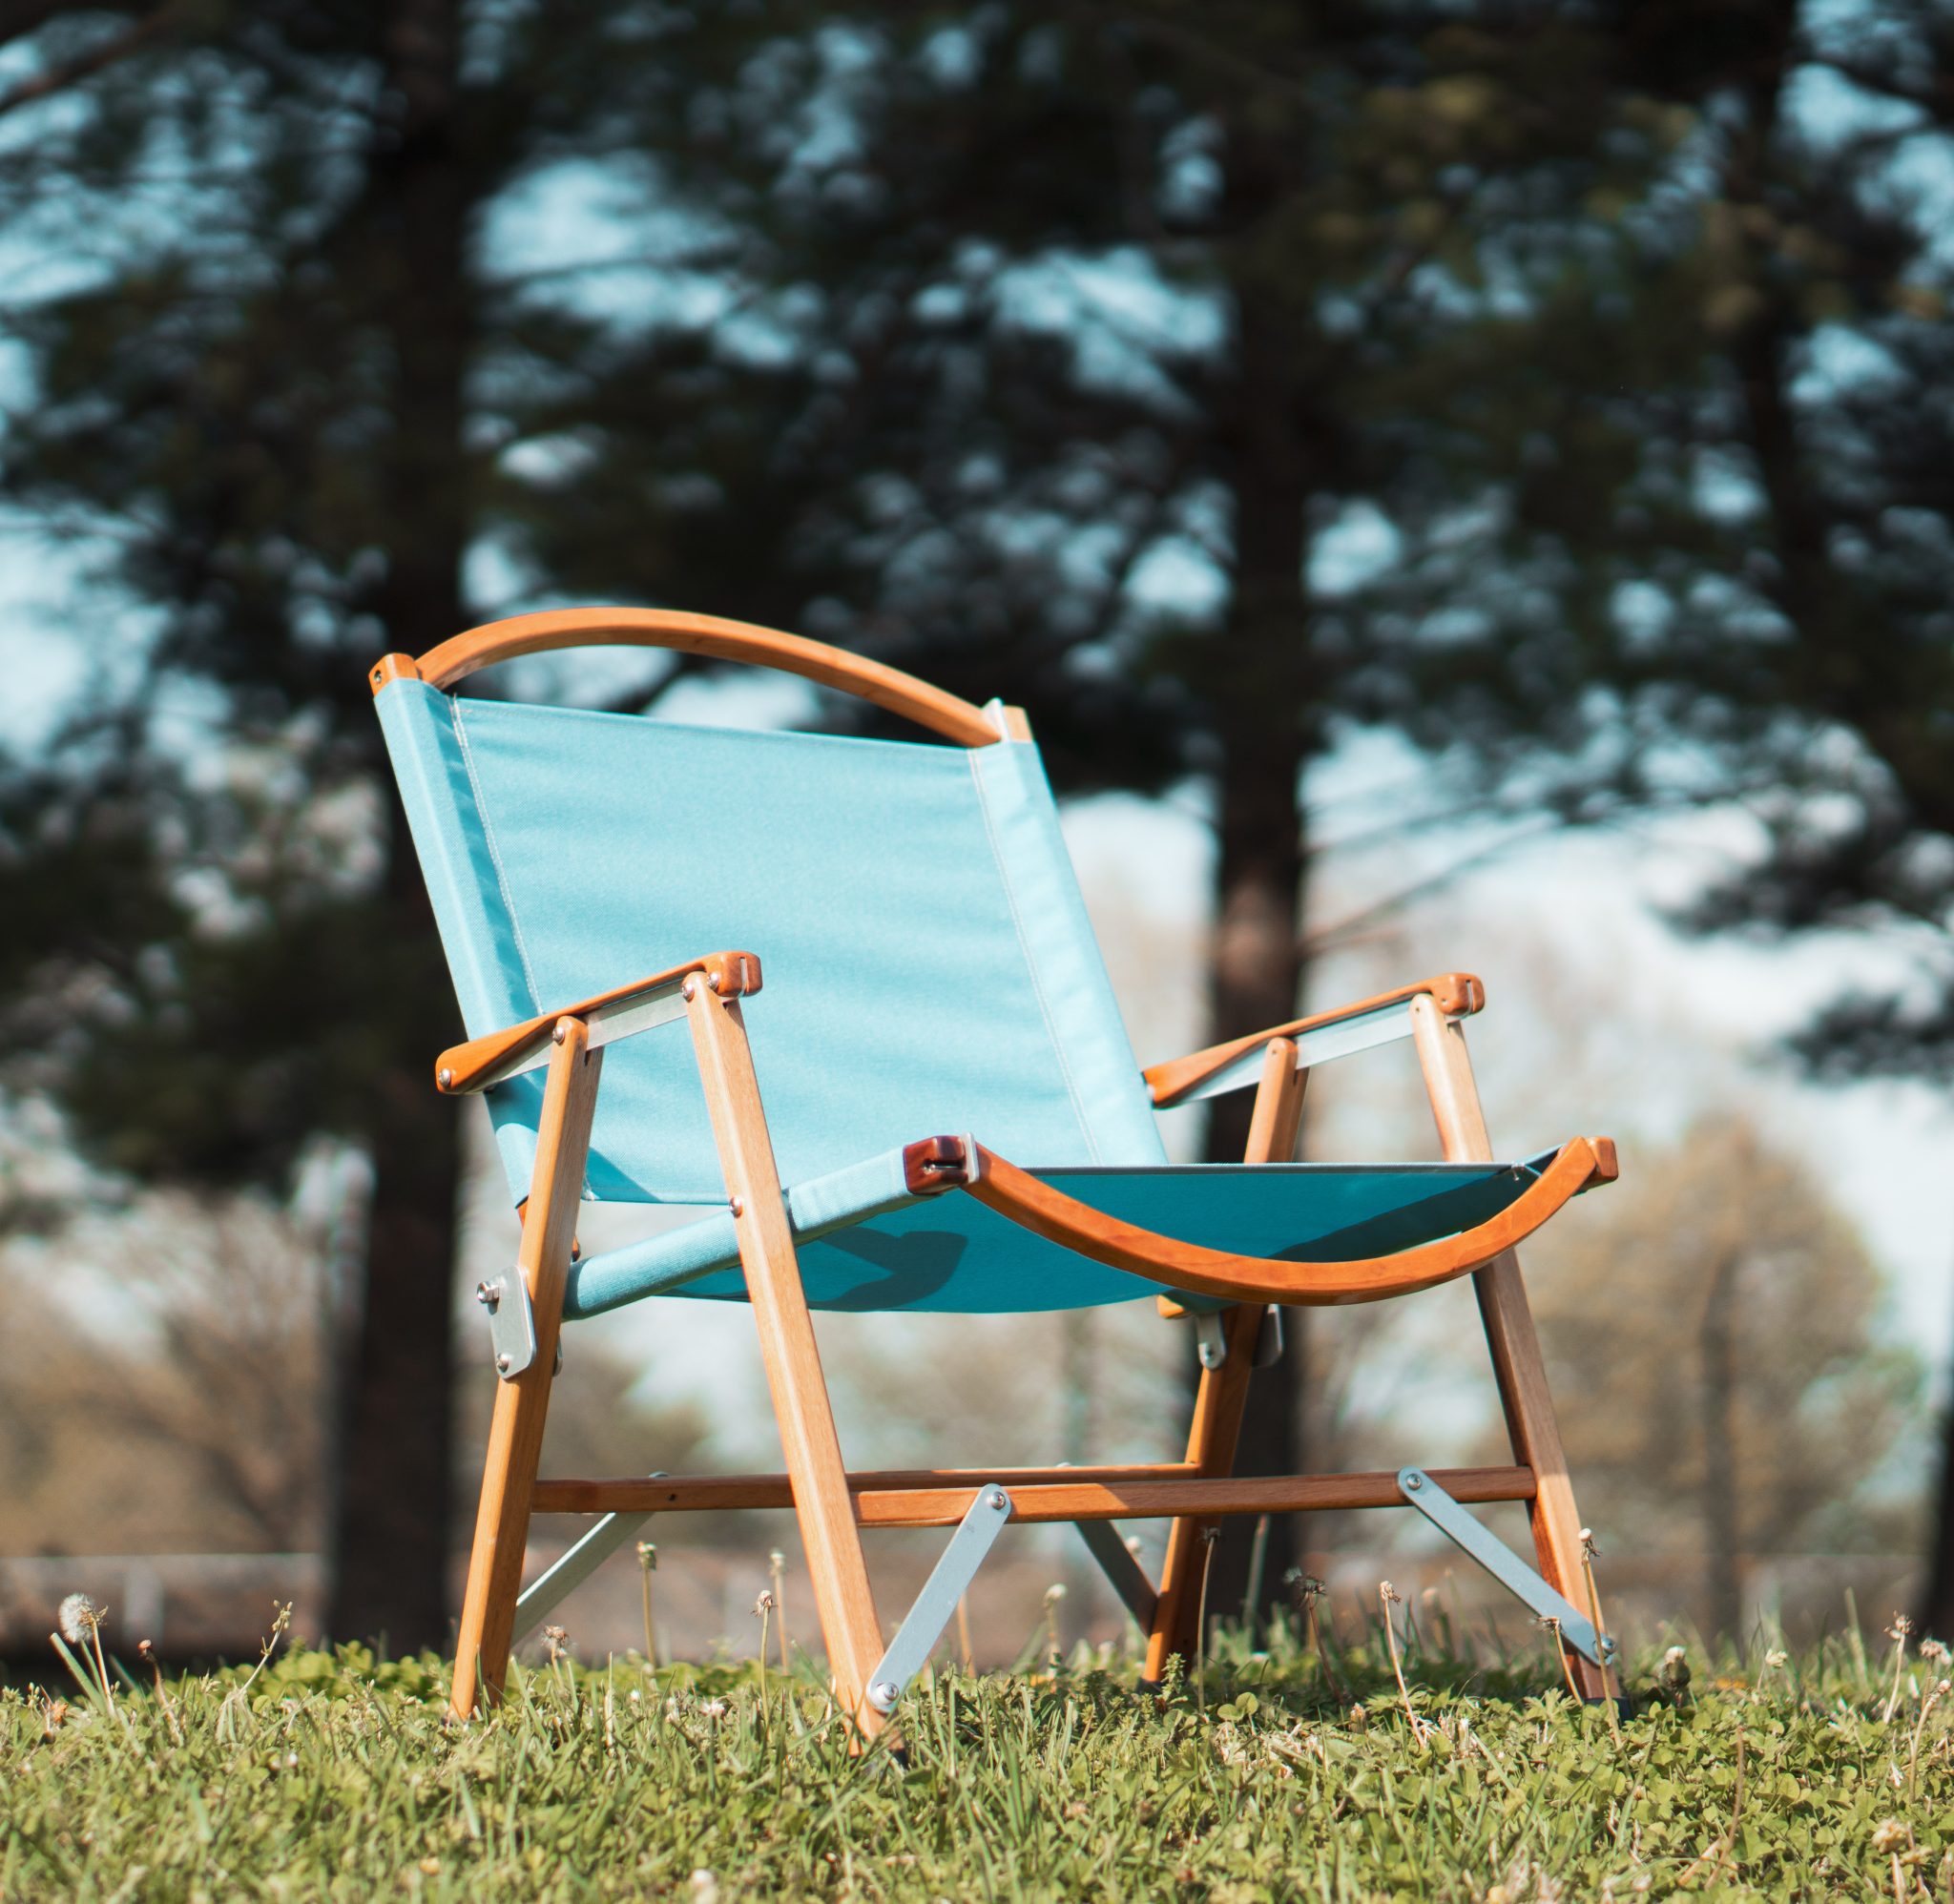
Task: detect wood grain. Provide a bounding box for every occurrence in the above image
[968,1133,1613,1307]
[401,607,1000,746]
[1145,973,1486,1108]
[436,950,760,1094]
[687,981,888,1735]
[1409,993,1617,1702]
[450,1021,603,1719]
[530,1465,1538,1526]
[1146,1042,1308,1680]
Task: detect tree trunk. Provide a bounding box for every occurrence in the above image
[1921,1275,1954,1639]
[1698,1249,1744,1645]
[1198,273,1315,1633]
[327,0,472,1653]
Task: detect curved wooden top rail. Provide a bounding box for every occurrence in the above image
[966,1135,1617,1308]
[369,607,1002,748]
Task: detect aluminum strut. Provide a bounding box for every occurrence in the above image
[1396,1466,1616,1669]
[512,1475,667,1645]
[866,1482,1013,1712]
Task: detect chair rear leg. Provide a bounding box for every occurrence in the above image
[1143,1300,1266,1683]
[450,1023,602,1720]
[1145,1039,1306,1685]
[1410,995,1616,1701]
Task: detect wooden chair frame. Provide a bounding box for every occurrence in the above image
[374,610,1618,1729]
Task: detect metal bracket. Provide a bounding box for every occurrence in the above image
[866,1483,1013,1712]
[1072,1521,1158,1629]
[1397,1466,1616,1669]
[1196,1305,1284,1372]
[476,1273,537,1380]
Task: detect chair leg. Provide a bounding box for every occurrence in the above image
[687,983,888,1736]
[1410,996,1616,1701]
[1144,1038,1306,1684]
[1143,1300,1266,1681]
[450,1022,603,1720]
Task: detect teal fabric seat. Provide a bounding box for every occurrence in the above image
[375,668,1557,1315]
[561,1151,1561,1317]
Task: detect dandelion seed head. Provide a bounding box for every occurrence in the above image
[755,1589,775,1617]
[1921,1638,1950,1665]
[57,1595,102,1644]
[1765,1648,1788,1669]
[1887,1613,1913,1643]
[1044,1583,1068,1604]
[699,1699,727,1720]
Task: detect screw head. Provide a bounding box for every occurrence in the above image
[438,1066,454,1089]
[987,1489,1008,1512]
[1403,1472,1423,1491]
[495,1352,512,1374]
[870,1680,900,1710]
[552,1022,567,1045]
[681,976,698,1001]
[475,1279,499,1306]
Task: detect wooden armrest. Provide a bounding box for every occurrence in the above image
[435,950,761,1094]
[1143,972,1485,1108]
[962,1134,1614,1307]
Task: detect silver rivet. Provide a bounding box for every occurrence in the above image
[729,1195,744,1217]
[870,1680,900,1710]
[438,1066,454,1089]
[552,1023,567,1045]
[681,976,698,1001]
[987,1489,1008,1511]
[495,1353,512,1374]
[705,969,721,993]
[1404,1473,1422,1490]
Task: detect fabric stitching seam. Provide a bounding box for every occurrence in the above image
[967,746,1102,1162]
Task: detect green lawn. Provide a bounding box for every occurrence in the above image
[5,1620,1949,1900]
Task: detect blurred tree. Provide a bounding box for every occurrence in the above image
[1510,1117,1923,1643]
[0,0,907,1646]
[1350,0,1954,1632]
[613,1,1661,1623]
[0,0,1662,1645]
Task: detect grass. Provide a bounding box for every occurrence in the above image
[4,1612,1950,1900]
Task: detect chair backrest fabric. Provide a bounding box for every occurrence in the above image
[376,678,1167,1204]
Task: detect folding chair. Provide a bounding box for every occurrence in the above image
[369,608,1622,1732]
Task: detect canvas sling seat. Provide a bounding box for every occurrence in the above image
[371,607,1623,1734]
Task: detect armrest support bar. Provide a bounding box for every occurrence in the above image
[963,1133,1615,1308]
[436,950,761,1094]
[1144,972,1486,1108]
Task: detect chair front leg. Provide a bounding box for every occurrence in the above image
[450,1020,603,1720]
[1144,1038,1306,1684]
[686,979,888,1737]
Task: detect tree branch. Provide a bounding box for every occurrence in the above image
[0,2,186,123]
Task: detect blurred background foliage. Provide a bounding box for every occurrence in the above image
[0,0,1950,1655]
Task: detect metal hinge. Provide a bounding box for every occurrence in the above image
[1195,1304,1284,1371]
[1397,1466,1616,1669]
[866,1483,1013,1713]
[476,1273,537,1380]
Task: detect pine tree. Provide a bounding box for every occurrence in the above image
[1355,0,1954,1633]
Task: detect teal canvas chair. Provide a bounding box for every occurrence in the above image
[370,608,1622,1732]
